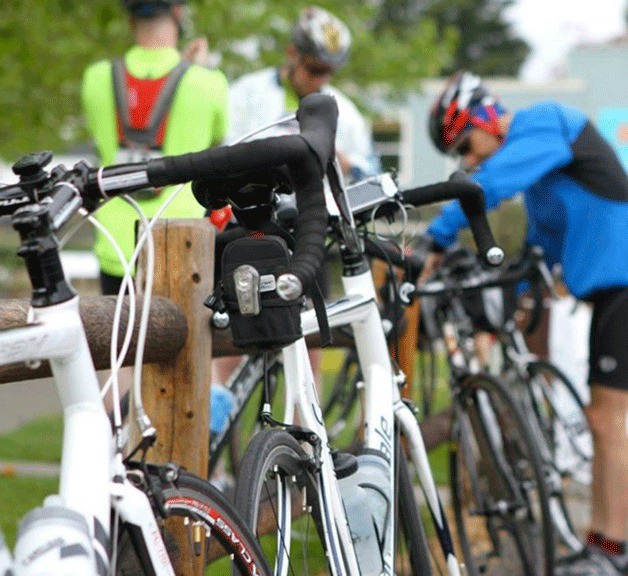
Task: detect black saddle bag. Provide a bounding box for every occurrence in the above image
[221,235,303,351]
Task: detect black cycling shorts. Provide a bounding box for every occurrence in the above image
[588,288,628,390]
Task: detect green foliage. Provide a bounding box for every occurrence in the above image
[0,1,131,161]
[1,0,453,161]
[1,0,527,162]
[424,0,530,76]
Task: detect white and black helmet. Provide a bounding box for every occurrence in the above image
[291,6,351,69]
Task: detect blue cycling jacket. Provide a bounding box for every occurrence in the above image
[427,101,628,299]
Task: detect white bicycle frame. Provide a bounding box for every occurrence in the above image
[0,299,177,576]
[273,265,462,575]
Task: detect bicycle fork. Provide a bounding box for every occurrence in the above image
[395,401,463,576]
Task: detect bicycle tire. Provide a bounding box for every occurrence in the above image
[396,447,434,575]
[520,360,592,553]
[450,372,554,576]
[115,466,271,576]
[233,429,329,574]
[208,354,280,477]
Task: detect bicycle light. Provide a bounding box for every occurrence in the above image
[234,265,261,315]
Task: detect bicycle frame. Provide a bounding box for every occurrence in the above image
[276,264,461,575]
[0,297,177,575]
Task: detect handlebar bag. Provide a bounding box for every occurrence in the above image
[221,235,302,351]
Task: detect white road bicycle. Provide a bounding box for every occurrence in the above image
[0,93,341,575]
[208,163,505,575]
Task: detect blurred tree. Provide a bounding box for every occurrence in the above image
[423,0,530,76]
[0,0,454,161]
[0,1,131,162]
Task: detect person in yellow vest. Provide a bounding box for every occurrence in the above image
[82,0,228,294]
[82,0,230,450]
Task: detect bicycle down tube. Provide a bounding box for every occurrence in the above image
[301,265,462,576]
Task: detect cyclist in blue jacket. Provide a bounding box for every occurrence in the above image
[424,71,628,575]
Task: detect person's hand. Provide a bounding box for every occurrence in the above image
[335,150,351,177]
[418,251,444,285]
[182,37,210,66]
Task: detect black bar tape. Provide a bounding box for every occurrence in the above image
[286,153,328,293]
[399,180,500,266]
[297,93,338,171]
[146,136,308,188]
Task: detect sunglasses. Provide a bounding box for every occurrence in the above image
[453,136,472,156]
[300,60,335,77]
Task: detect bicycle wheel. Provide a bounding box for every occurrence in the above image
[208,354,281,478]
[114,465,271,576]
[233,429,329,574]
[522,360,592,551]
[395,448,434,575]
[450,373,553,576]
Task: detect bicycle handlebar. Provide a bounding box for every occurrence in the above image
[399,172,503,267]
[401,246,550,304]
[0,93,339,300]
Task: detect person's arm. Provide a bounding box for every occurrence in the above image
[427,104,576,249]
[81,61,118,165]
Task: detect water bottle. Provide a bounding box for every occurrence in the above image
[13,501,99,576]
[0,527,13,574]
[338,450,392,576]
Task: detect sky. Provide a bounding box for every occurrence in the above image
[505,0,627,81]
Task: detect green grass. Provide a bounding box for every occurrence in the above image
[0,414,63,548]
[0,414,63,463]
[0,476,59,548]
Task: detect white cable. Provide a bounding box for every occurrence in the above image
[108,184,186,432]
[370,199,408,244]
[120,195,155,431]
[231,114,297,144]
[73,209,137,431]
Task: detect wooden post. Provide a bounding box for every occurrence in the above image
[136,219,214,478]
[371,259,420,398]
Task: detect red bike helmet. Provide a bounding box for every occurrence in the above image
[429,71,505,153]
[291,6,352,70]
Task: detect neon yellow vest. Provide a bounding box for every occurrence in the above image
[82,46,228,277]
